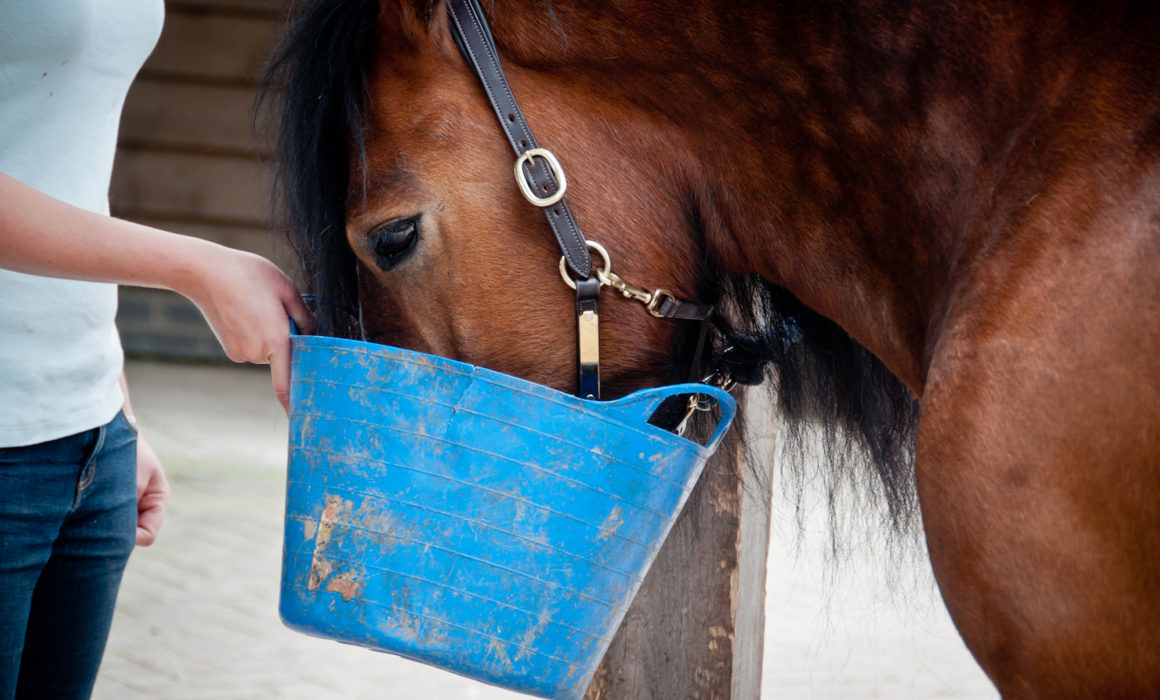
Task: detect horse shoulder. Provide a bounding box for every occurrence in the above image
[913,168,1160,697]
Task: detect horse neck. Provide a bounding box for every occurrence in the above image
[494,0,1070,394]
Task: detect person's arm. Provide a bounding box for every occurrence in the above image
[0,172,314,409]
[119,372,168,546]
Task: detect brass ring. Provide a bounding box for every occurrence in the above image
[558,240,612,289]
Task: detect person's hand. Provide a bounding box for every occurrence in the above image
[181,245,315,412]
[0,176,314,411]
[135,432,169,546]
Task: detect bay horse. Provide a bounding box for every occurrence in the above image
[263,0,1160,696]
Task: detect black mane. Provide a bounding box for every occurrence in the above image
[260,0,381,337]
[262,0,920,536]
[713,274,920,538]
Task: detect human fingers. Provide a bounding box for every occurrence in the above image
[284,283,315,336]
[137,492,166,546]
[268,338,292,415]
[136,437,170,546]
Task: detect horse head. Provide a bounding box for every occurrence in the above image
[265,0,926,513]
[269,0,713,399]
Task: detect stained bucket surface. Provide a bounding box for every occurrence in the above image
[280,335,735,699]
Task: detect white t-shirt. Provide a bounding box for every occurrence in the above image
[0,0,164,446]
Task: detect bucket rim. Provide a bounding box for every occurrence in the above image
[290,333,736,452]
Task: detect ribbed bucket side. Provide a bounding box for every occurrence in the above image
[280,338,726,699]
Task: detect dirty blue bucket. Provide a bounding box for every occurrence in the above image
[280,334,735,699]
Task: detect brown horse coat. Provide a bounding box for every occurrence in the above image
[267,1,1160,696]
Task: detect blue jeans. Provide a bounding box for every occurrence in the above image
[0,412,137,700]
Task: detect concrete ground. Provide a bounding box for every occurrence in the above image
[94,360,997,699]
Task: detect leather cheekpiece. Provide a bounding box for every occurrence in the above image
[446,0,593,279]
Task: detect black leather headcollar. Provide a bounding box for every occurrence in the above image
[447,0,594,279]
[446,0,715,399]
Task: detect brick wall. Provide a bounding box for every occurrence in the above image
[111,0,289,360]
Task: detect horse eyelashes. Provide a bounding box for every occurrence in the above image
[371,215,420,270]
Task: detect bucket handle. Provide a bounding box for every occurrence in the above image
[601,383,736,451]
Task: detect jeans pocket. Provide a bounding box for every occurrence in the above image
[116,410,139,437]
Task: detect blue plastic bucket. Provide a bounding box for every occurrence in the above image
[280,334,735,699]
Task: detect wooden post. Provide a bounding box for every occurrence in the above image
[586,390,774,699]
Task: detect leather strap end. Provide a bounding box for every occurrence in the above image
[576,276,601,400]
[653,296,715,321]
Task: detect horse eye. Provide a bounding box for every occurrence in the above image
[370,215,420,270]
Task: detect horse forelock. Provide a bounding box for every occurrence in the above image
[261,0,386,337]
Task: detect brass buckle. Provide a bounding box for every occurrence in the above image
[514,148,567,207]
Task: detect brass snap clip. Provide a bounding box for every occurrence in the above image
[600,271,654,306]
[675,373,737,437]
[558,241,677,317]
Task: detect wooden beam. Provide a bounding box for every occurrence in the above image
[120,79,272,157]
[110,149,271,227]
[167,0,284,17]
[586,390,774,698]
[143,8,279,84]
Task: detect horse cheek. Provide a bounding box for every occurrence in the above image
[355,261,433,354]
